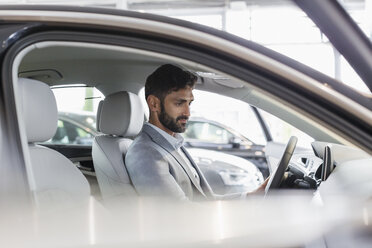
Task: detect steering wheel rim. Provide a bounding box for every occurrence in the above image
[265,136,298,194]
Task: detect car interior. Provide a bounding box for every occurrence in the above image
[13,40,372,206]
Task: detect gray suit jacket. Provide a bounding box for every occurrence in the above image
[125,124,214,201]
[126,124,244,201]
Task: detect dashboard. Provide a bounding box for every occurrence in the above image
[266,140,371,193]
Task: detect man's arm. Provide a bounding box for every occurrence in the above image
[126,144,189,201]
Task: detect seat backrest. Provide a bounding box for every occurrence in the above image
[92,91,144,200]
[18,78,90,208]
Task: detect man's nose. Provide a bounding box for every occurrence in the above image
[184,105,190,117]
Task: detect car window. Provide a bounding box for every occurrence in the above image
[185,121,234,144]
[40,86,104,146]
[191,90,266,145]
[188,90,315,148]
[260,110,314,149]
[46,119,93,145]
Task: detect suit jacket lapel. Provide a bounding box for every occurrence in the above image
[142,125,206,197]
[180,146,214,198]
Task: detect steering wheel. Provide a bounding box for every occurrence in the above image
[265,136,298,194]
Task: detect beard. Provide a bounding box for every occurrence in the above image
[159,102,188,133]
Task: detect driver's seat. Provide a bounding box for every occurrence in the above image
[92,91,144,201]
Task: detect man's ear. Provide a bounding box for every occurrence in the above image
[147,95,161,113]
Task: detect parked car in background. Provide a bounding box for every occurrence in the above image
[51,111,98,145]
[188,148,264,194]
[183,116,269,177]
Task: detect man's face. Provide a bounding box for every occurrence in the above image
[158,86,194,133]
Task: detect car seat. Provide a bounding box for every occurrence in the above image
[18,78,90,208]
[92,91,144,201]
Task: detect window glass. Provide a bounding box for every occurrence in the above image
[340,55,370,93]
[185,121,233,144]
[341,1,371,38]
[184,122,204,139]
[46,120,93,145]
[207,123,232,143]
[260,110,314,149]
[188,89,314,148]
[191,90,266,145]
[40,86,104,146]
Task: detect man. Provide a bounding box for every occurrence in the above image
[126,64,266,201]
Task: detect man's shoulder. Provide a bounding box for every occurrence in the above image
[131,130,152,146]
[127,124,172,156]
[126,130,167,166]
[128,130,157,152]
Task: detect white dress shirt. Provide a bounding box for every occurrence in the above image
[145,122,200,184]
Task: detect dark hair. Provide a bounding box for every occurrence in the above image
[145,64,197,101]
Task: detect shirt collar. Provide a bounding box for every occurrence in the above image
[145,122,184,149]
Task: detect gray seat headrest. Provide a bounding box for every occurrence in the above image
[99,91,144,137]
[18,78,58,143]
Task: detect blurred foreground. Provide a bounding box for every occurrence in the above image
[2,191,372,248]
